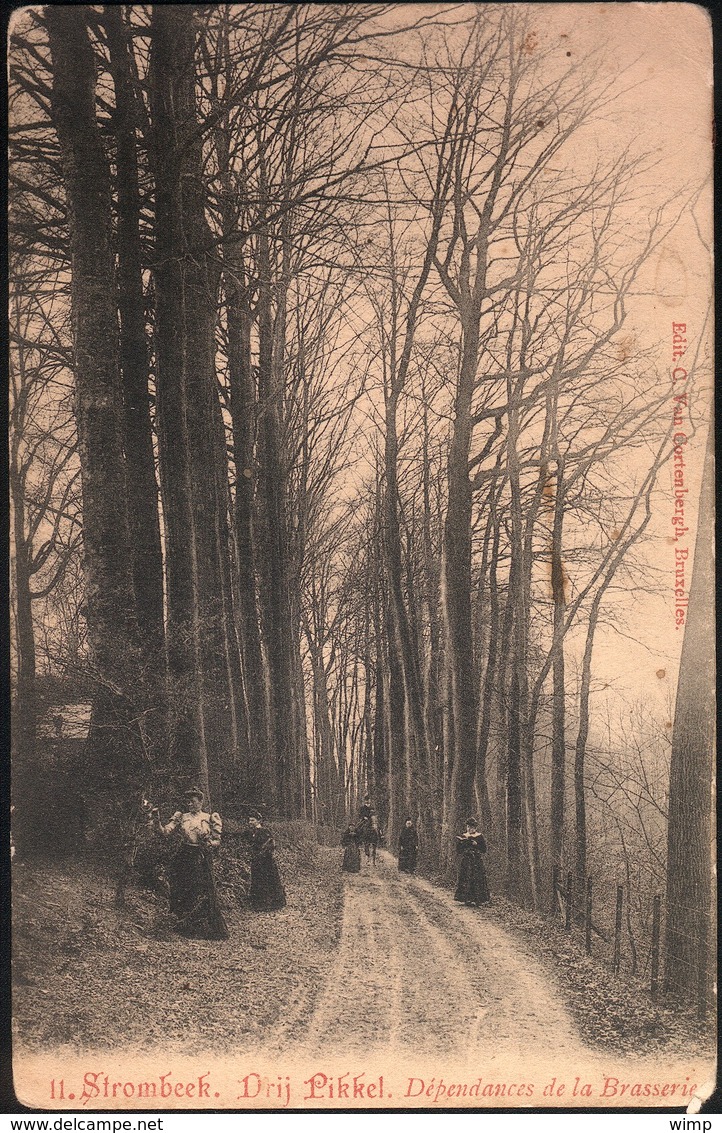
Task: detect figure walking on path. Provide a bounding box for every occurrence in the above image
[245,812,287,910]
[341,824,361,873]
[454,818,491,907]
[154,787,229,939]
[398,817,419,874]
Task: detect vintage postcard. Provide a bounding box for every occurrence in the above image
[8,1,715,1112]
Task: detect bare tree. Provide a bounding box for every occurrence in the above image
[9,263,80,763]
[46,6,144,810]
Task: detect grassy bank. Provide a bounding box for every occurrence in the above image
[12,822,343,1054]
[485,894,713,1058]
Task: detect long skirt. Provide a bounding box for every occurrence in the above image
[167,843,229,939]
[398,846,418,874]
[249,853,287,910]
[342,842,361,872]
[454,851,491,906]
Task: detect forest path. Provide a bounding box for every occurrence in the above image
[265,850,591,1063]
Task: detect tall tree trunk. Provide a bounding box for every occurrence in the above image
[148,6,204,790]
[226,273,271,799]
[306,631,341,828]
[505,408,526,900]
[216,402,249,791]
[212,60,272,800]
[573,594,601,883]
[291,593,312,819]
[150,5,241,805]
[383,584,407,848]
[104,7,165,670]
[493,565,516,862]
[180,67,237,806]
[475,491,502,836]
[105,7,167,770]
[420,410,443,830]
[441,319,479,869]
[549,455,567,909]
[664,424,715,997]
[383,396,438,851]
[370,511,389,830]
[255,228,295,814]
[361,594,375,814]
[47,6,143,808]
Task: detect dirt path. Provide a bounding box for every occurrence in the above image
[265,850,591,1064]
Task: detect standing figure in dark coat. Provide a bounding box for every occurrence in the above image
[246,813,287,910]
[341,824,361,873]
[154,788,229,940]
[454,819,491,907]
[398,818,419,874]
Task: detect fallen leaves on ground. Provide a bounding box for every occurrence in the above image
[483,895,713,1057]
[12,823,343,1054]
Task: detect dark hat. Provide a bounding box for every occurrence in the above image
[465,817,478,827]
[184,786,204,800]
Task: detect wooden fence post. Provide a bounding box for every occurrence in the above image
[565,871,573,932]
[585,876,592,954]
[650,894,661,1002]
[613,885,623,975]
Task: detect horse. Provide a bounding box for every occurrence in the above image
[357,815,382,865]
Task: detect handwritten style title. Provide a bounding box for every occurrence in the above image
[49,1067,700,1109]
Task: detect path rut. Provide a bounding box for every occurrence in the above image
[267,851,590,1063]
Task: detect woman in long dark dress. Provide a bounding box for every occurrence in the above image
[341,824,361,873]
[246,814,287,910]
[398,817,419,874]
[454,818,491,907]
[154,788,229,940]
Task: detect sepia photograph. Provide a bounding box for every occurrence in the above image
[7,1,716,1112]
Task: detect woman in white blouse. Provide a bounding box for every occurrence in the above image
[153,788,229,939]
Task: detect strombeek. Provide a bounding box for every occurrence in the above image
[37,1063,703,1110]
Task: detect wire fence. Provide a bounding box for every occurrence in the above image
[550,867,715,1020]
